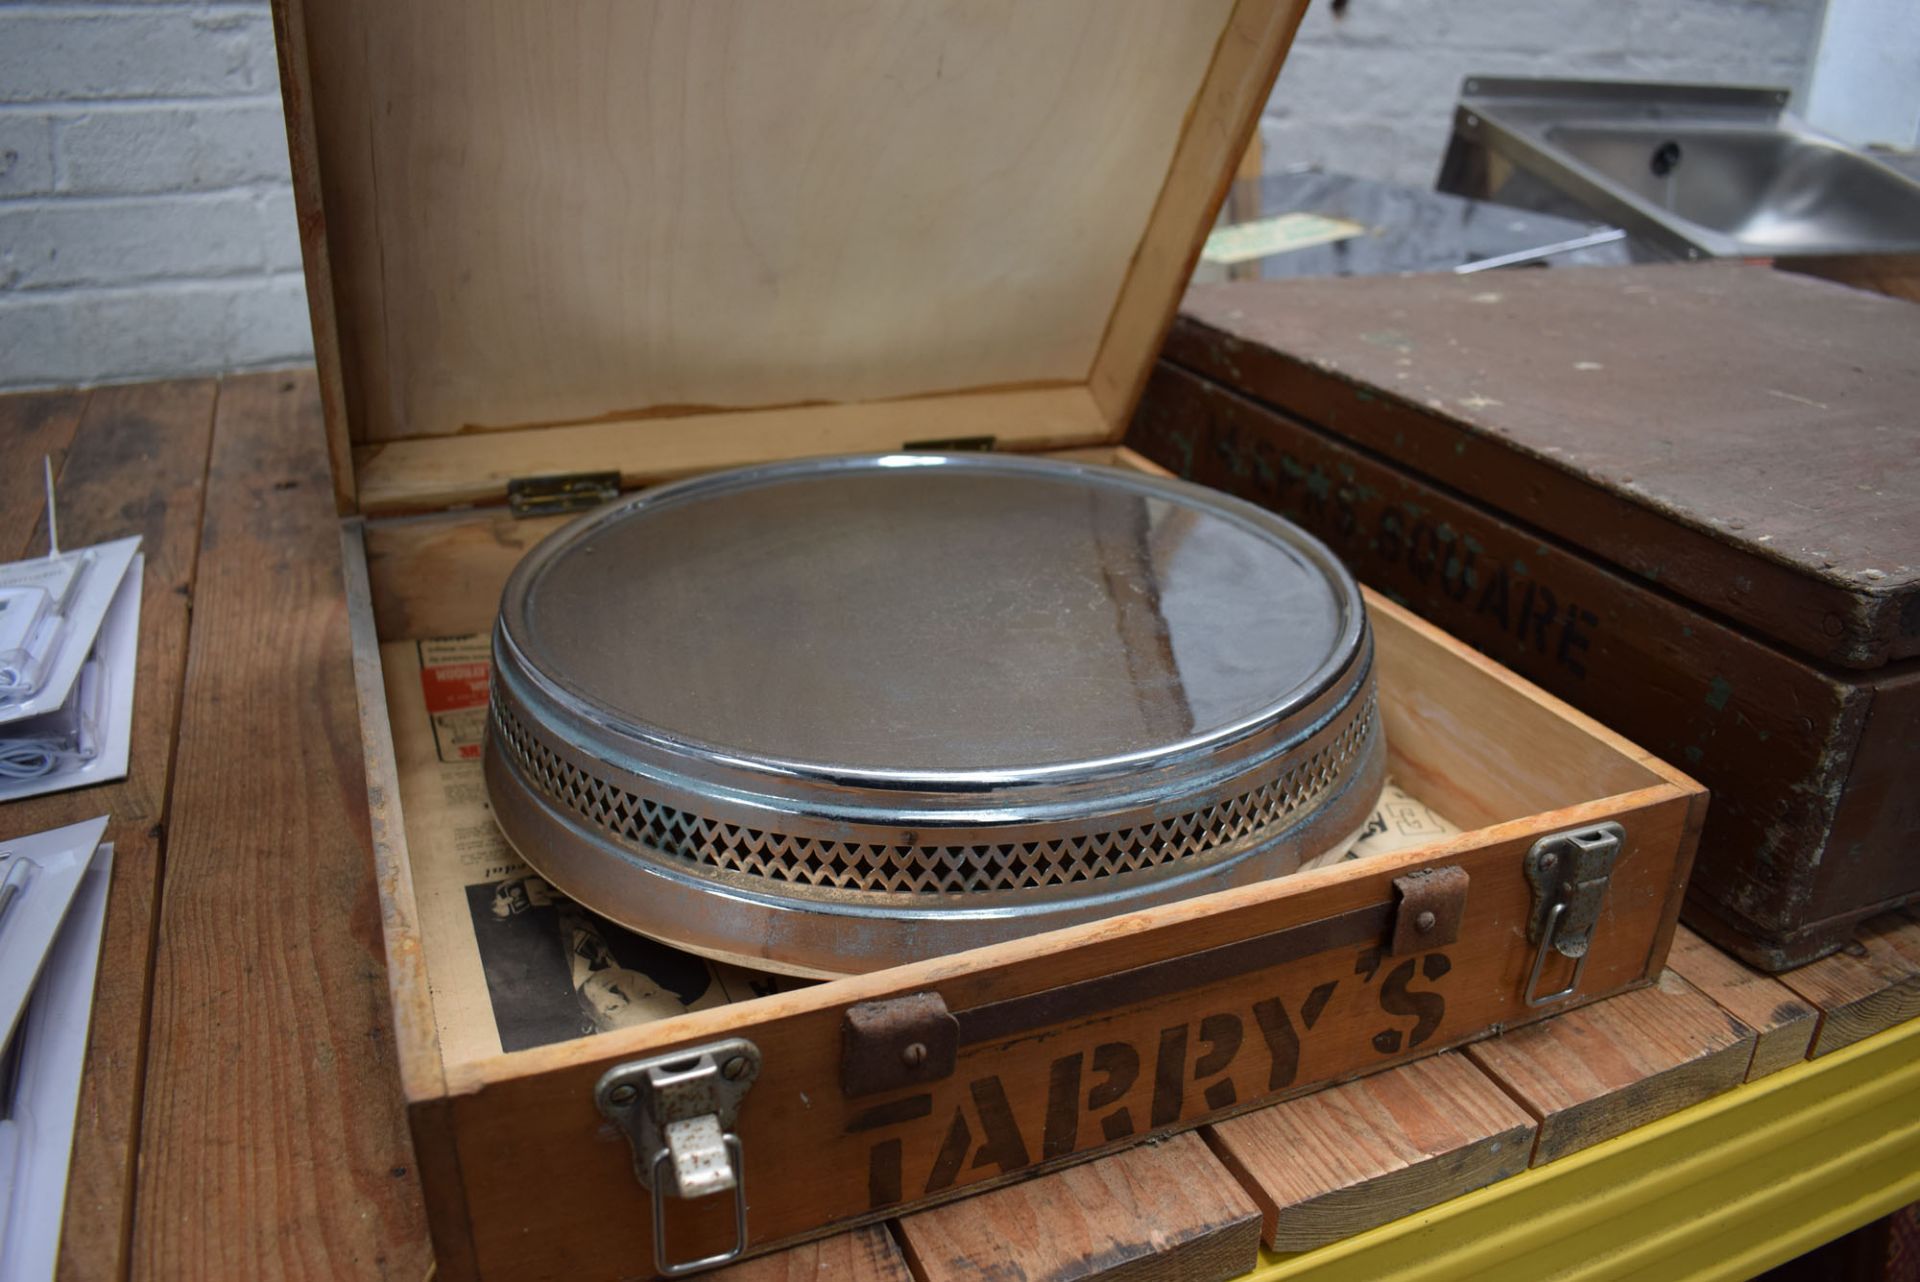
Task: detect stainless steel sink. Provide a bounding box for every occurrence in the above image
[1437,78,1920,260]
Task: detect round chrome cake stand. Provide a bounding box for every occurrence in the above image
[485,452,1385,977]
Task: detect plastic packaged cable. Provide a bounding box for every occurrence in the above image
[0,584,66,697]
[0,550,93,706]
[0,660,104,780]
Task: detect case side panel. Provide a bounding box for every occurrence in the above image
[342,520,480,1272]
[1369,590,1667,828]
[341,522,449,1101]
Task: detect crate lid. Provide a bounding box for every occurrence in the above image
[1166,264,1920,670]
[274,1,1305,516]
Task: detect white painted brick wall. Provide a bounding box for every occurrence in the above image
[0,1,309,390]
[1263,0,1829,187]
[0,0,1832,390]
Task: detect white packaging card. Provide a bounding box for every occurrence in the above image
[0,536,140,727]
[0,555,143,803]
[0,840,112,1282]
[0,816,107,1052]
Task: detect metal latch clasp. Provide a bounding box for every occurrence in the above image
[596,1038,761,1277]
[1523,823,1623,1007]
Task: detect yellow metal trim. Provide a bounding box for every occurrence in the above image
[1241,1017,1920,1282]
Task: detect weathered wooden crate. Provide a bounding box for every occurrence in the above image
[272,3,1705,1276]
[1129,265,1919,971]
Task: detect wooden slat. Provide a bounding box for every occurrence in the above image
[1466,970,1755,1166]
[1223,1019,1920,1282]
[2,381,223,1282]
[1666,926,1818,1079]
[1204,1052,1535,1251]
[1777,910,1920,1058]
[351,386,1110,515]
[130,372,430,1279]
[713,1226,914,1282]
[0,387,88,555]
[894,1132,1261,1282]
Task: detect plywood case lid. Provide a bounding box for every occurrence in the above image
[272,1,1307,514]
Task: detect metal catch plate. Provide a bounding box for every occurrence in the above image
[595,1038,761,1276]
[1523,823,1624,1007]
[1525,823,1623,960]
[596,1039,759,1194]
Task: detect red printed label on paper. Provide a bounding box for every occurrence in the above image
[417,636,492,762]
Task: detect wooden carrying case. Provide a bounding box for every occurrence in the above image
[1130,266,1919,973]
[273,4,1705,1276]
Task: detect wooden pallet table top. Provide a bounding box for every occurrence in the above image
[5,375,1917,1282]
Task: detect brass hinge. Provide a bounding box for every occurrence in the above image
[899,435,996,452]
[506,470,620,518]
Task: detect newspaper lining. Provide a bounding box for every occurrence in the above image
[388,635,1458,1065]
[1299,779,1462,871]
[385,639,806,1065]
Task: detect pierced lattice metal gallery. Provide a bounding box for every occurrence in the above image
[493,686,1376,895]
